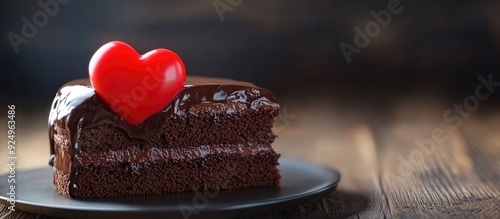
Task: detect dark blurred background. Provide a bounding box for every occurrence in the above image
[1,0,500,108]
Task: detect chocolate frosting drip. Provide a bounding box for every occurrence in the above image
[48,76,279,197]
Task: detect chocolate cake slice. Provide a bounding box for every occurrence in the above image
[48,76,281,199]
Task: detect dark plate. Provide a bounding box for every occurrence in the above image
[0,157,340,219]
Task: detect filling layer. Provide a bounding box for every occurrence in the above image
[79,143,275,164]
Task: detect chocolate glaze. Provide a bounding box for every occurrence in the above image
[48,76,280,197]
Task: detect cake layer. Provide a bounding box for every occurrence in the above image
[78,103,277,154]
[55,150,280,199]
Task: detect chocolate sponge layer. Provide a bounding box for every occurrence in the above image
[78,104,278,154]
[56,150,280,199]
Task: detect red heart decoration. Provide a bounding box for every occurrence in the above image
[89,41,186,125]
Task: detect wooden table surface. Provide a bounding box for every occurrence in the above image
[1,95,499,218]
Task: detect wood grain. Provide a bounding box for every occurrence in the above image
[271,102,390,218]
[374,98,500,218]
